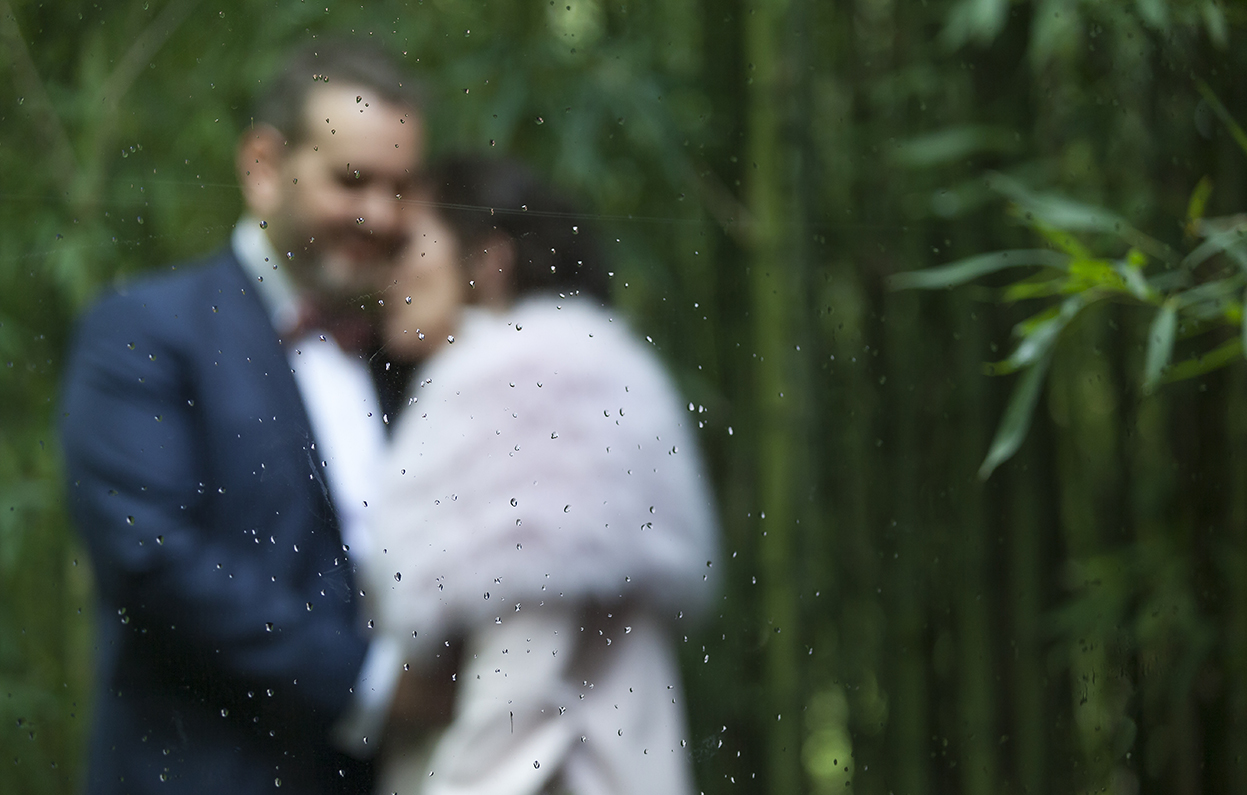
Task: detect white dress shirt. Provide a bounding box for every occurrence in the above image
[232,216,403,756]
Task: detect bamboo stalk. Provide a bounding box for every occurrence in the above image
[952,295,999,795]
[1008,443,1046,795]
[883,289,930,795]
[743,0,803,790]
[1226,363,1247,795]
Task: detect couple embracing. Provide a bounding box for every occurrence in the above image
[59,42,718,795]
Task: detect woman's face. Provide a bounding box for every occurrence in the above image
[382,196,466,360]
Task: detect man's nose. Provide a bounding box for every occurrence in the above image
[359,187,405,238]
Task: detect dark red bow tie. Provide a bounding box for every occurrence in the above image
[283,301,378,357]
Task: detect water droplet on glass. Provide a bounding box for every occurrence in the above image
[259,220,267,229]
[483,592,490,600]
[447,335,455,343]
[126,516,135,525]
[405,296,412,304]
[533,761,540,769]
[510,498,518,507]
[356,217,365,225]
[394,572,402,582]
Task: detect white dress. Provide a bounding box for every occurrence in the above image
[369,296,720,795]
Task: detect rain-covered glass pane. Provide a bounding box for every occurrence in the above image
[3,1,1245,793]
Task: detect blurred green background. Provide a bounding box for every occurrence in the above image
[3,0,1246,792]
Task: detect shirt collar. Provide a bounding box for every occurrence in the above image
[232,215,302,335]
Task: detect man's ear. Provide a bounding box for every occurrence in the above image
[236,125,287,218]
[468,233,517,308]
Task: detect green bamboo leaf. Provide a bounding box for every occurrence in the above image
[1068,258,1126,289]
[890,125,1019,168]
[979,348,1053,480]
[1033,225,1095,259]
[1195,80,1247,156]
[1111,260,1157,302]
[888,249,1068,291]
[1183,224,1247,272]
[990,173,1130,234]
[1136,0,1169,28]
[1142,301,1178,395]
[1202,1,1228,49]
[1186,176,1214,223]
[1241,290,1247,358]
[991,173,1180,265]
[1003,277,1065,302]
[1162,337,1243,384]
[941,0,1009,48]
[991,295,1084,374]
[1173,275,1246,312]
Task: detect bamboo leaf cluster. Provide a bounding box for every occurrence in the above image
[898,150,1247,478]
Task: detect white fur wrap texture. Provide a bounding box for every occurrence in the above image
[369,297,720,661]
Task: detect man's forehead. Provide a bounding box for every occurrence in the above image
[300,82,420,152]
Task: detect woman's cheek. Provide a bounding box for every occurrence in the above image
[384,260,464,357]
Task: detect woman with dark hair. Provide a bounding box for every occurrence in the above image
[368,157,719,795]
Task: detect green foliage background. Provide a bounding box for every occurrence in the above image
[2,0,1245,793]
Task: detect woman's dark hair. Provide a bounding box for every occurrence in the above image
[423,156,610,302]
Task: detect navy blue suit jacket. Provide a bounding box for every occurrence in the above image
[60,249,374,794]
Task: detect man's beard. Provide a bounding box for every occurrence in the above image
[288,228,406,316]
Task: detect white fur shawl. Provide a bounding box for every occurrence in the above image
[369,297,719,661]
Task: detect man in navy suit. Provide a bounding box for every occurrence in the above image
[59,43,443,794]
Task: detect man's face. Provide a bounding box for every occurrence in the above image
[263,83,422,308]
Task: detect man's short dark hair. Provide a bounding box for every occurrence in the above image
[251,39,423,144]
